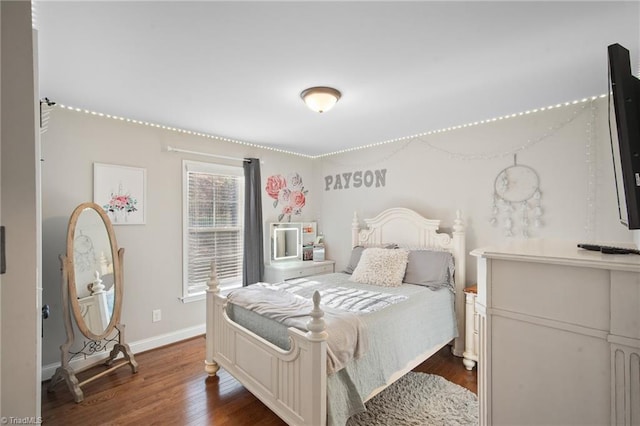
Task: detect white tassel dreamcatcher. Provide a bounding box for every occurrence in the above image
[490,155,543,237]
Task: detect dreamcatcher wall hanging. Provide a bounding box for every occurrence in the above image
[490,155,543,237]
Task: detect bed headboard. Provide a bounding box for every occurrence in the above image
[351,207,466,356]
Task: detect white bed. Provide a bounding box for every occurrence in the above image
[205,207,466,425]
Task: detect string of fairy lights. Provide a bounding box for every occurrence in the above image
[317,94,606,160]
[50,94,605,238]
[317,95,600,171]
[54,104,314,159]
[413,99,593,161]
[54,94,606,162]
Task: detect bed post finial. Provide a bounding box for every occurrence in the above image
[306,291,328,341]
[454,209,463,233]
[352,211,360,248]
[207,261,220,295]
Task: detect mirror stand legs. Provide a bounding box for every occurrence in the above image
[48,366,83,403]
[106,342,138,373]
[107,325,138,372]
[47,328,138,403]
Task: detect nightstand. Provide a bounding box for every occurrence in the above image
[263,260,335,283]
[463,285,479,370]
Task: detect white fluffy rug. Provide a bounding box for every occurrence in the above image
[346,372,478,426]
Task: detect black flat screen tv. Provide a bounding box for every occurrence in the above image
[608,43,640,229]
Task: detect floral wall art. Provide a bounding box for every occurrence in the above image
[94,163,146,225]
[265,172,308,222]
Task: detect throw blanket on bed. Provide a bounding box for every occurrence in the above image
[227,283,369,374]
[276,279,408,313]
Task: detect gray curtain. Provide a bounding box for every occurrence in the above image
[243,158,264,286]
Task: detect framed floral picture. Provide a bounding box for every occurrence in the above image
[93,163,146,225]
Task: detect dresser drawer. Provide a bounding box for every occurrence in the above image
[304,263,334,277]
[491,259,610,331]
[264,260,335,283]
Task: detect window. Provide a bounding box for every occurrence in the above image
[182,160,244,301]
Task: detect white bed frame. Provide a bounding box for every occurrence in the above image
[205,207,466,426]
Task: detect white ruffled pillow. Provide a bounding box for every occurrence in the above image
[342,243,398,274]
[349,248,409,287]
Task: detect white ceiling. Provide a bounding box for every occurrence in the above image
[36,1,640,157]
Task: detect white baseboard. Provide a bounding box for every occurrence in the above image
[42,323,205,381]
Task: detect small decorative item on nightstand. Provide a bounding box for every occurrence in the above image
[313,244,325,262]
[302,244,314,261]
[463,285,479,370]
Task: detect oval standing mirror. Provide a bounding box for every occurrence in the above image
[49,201,137,403]
[67,202,122,340]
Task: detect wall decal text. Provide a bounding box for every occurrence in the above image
[324,169,387,191]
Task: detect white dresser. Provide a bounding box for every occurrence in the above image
[472,240,640,426]
[263,260,335,283]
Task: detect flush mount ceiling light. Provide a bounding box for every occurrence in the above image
[300,86,341,113]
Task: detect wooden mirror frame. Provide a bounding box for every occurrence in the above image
[48,201,137,403]
[67,202,123,341]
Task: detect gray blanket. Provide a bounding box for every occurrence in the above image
[227,283,369,374]
[276,279,408,313]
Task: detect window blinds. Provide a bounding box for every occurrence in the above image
[185,161,244,295]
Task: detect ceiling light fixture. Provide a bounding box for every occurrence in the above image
[300,86,341,113]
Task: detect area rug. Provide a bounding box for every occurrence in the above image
[346,372,478,426]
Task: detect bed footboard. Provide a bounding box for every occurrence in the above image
[205,268,328,426]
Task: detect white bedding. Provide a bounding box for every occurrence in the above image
[276,279,409,313]
[225,272,457,426]
[227,283,369,374]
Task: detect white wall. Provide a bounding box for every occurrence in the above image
[317,97,634,280]
[42,87,636,376]
[41,107,317,368]
[1,0,41,418]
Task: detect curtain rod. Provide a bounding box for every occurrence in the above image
[167,146,250,162]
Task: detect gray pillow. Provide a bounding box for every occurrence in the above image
[403,250,454,290]
[342,243,398,274]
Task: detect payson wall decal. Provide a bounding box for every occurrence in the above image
[324,169,387,191]
[265,172,308,222]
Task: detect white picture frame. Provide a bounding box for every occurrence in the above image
[93,163,146,225]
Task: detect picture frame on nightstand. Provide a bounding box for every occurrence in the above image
[302,244,314,261]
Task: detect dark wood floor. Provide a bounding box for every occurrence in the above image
[42,336,476,425]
